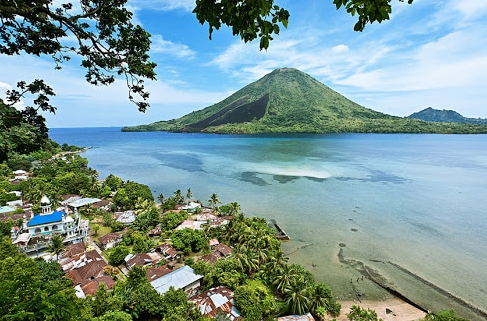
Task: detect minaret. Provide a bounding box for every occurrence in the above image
[40,195,52,214]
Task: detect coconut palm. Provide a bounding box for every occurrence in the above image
[229,202,241,216]
[186,188,192,201]
[308,282,336,317]
[207,193,221,210]
[48,235,65,261]
[273,264,301,295]
[284,282,311,316]
[157,193,164,204]
[174,189,184,204]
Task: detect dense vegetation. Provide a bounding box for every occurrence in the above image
[408,107,487,125]
[122,68,487,134]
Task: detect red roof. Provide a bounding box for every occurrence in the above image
[98,232,122,245]
[146,266,172,282]
[213,244,233,256]
[156,244,179,259]
[192,286,241,320]
[126,253,153,269]
[80,275,116,296]
[60,242,86,259]
[200,251,222,264]
[66,269,84,286]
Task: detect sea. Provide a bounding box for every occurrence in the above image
[49,127,487,320]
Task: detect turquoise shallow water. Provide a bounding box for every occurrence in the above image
[50,128,487,320]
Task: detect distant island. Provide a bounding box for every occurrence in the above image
[123,68,487,134]
[408,107,487,125]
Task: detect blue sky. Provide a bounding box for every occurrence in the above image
[1,0,487,128]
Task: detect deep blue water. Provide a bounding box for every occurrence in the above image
[50,127,487,319]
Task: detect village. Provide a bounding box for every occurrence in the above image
[1,165,324,321]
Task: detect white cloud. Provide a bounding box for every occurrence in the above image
[150,35,195,58]
[129,0,195,12]
[452,0,487,20]
[331,44,349,53]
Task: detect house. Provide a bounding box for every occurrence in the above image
[277,313,315,321]
[196,212,217,222]
[200,251,223,264]
[59,241,86,259]
[146,266,172,282]
[64,249,109,293]
[175,220,204,230]
[80,275,116,296]
[66,249,113,298]
[92,199,111,209]
[179,202,201,213]
[155,244,179,261]
[6,200,23,208]
[0,206,15,216]
[213,244,233,257]
[115,210,136,224]
[97,232,123,250]
[124,253,155,270]
[67,197,101,213]
[192,286,241,320]
[150,265,202,297]
[148,224,162,236]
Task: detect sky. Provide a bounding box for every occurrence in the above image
[1,0,487,128]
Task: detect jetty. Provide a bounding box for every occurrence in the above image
[271,219,290,240]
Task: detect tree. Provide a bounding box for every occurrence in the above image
[157,193,164,205]
[99,311,133,321]
[0,0,413,116]
[90,283,123,317]
[92,223,100,236]
[108,245,130,266]
[48,234,66,261]
[207,193,221,210]
[1,1,156,112]
[174,189,184,204]
[0,237,92,320]
[422,309,469,321]
[347,305,383,321]
[333,0,414,32]
[234,280,276,321]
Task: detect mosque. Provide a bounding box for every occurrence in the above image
[12,196,89,255]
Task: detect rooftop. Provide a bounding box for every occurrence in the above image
[27,211,64,226]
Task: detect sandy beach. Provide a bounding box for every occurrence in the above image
[335,298,427,321]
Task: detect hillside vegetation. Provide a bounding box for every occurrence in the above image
[123,68,487,134]
[408,107,487,125]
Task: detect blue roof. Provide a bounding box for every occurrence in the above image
[27,211,64,226]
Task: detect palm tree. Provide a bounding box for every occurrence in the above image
[229,202,241,216]
[308,282,335,317]
[284,282,311,316]
[157,193,164,204]
[48,235,65,261]
[273,264,300,295]
[174,189,184,204]
[186,188,192,201]
[207,193,221,210]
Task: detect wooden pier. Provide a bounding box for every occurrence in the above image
[271,219,290,240]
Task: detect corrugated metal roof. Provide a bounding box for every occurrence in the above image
[68,198,101,208]
[27,211,64,226]
[151,265,202,294]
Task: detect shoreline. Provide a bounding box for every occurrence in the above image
[334,248,487,321]
[336,298,427,321]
